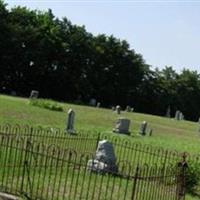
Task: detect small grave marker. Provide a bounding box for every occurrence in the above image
[113,118,130,135]
[87,140,118,173]
[116,105,121,114]
[66,108,75,134]
[139,121,148,136]
[126,105,131,112]
[89,98,96,106]
[96,102,101,108]
[29,90,39,99]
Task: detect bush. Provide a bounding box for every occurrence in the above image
[185,161,200,197]
[29,99,64,112]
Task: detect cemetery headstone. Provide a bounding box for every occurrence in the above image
[113,118,130,135]
[131,107,134,112]
[96,102,101,108]
[149,129,153,136]
[89,98,96,106]
[139,121,148,136]
[29,90,39,99]
[175,110,184,121]
[166,105,171,118]
[126,105,131,112]
[87,140,118,173]
[66,108,75,134]
[179,112,184,120]
[112,106,116,111]
[175,110,180,120]
[10,91,17,96]
[116,105,121,114]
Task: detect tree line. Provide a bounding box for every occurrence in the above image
[1,1,200,121]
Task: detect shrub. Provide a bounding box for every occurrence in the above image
[185,161,200,197]
[29,99,64,112]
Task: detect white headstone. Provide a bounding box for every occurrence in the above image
[166,106,171,118]
[113,118,130,134]
[139,121,148,136]
[96,102,101,108]
[87,140,118,173]
[116,105,121,114]
[175,110,180,120]
[126,105,131,112]
[66,108,75,134]
[30,90,39,99]
[112,106,116,111]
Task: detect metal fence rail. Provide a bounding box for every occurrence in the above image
[0,135,186,200]
[0,124,191,167]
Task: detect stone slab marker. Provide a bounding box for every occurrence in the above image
[175,110,180,120]
[66,108,75,134]
[116,105,121,114]
[29,90,39,99]
[126,105,131,112]
[0,192,18,200]
[139,121,148,136]
[89,98,96,106]
[166,106,171,118]
[112,106,116,111]
[87,140,118,173]
[96,102,101,108]
[113,118,130,134]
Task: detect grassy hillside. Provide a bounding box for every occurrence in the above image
[1,94,200,154]
[1,94,200,200]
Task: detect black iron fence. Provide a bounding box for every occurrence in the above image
[0,134,186,200]
[0,124,195,166]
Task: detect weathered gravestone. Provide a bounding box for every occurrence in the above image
[111,106,116,111]
[113,118,130,135]
[66,108,75,134]
[148,129,153,136]
[131,107,134,112]
[89,98,96,106]
[139,121,148,136]
[116,105,121,114]
[179,112,184,120]
[87,140,118,173]
[175,110,184,121]
[126,105,131,112]
[96,102,101,108]
[29,90,39,99]
[10,91,17,96]
[166,105,171,118]
[175,110,181,120]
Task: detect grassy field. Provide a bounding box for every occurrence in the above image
[0,94,200,200]
[1,94,200,153]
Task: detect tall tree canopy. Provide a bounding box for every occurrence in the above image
[1,0,200,121]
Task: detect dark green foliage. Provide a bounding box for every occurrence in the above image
[1,0,200,121]
[29,99,64,111]
[185,161,200,197]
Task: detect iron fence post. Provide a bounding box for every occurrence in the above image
[177,152,188,200]
[131,165,139,200]
[95,132,101,150]
[20,138,31,193]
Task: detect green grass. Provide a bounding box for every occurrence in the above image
[1,94,200,153]
[1,94,200,199]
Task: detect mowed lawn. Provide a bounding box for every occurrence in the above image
[1,94,200,154]
[0,94,200,200]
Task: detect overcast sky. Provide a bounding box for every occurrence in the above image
[5,0,200,72]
